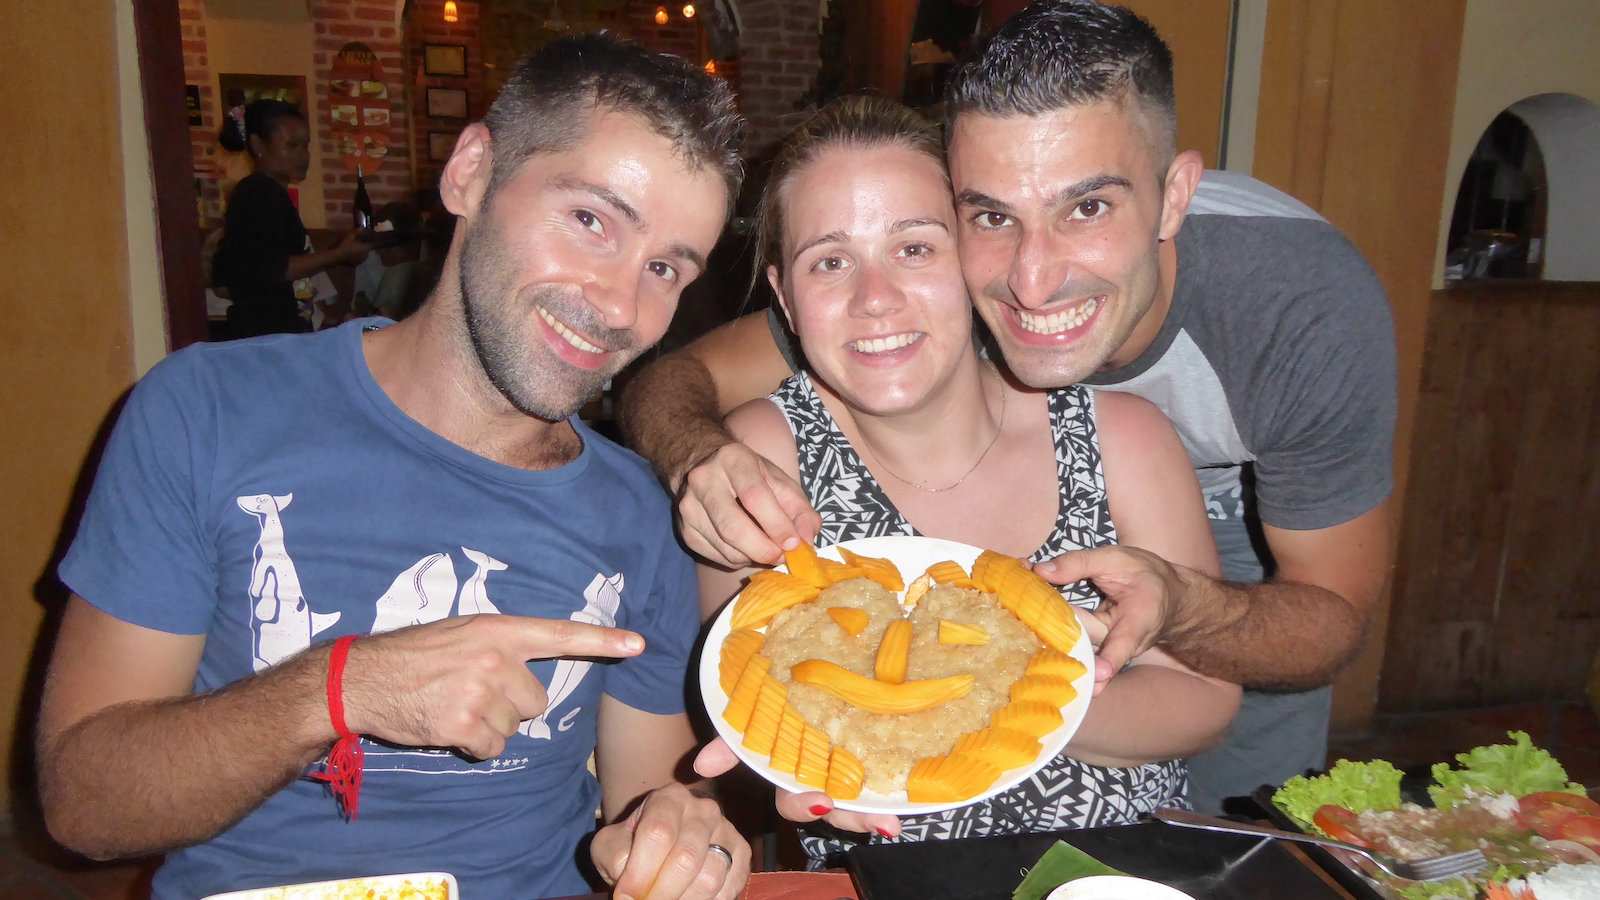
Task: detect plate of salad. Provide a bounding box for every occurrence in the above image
[1263,731,1600,900]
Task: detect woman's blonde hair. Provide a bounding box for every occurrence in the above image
[753,95,945,288]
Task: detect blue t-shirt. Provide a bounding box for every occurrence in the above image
[58,320,699,900]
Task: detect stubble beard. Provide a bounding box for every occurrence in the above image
[979,276,1133,389]
[457,213,636,421]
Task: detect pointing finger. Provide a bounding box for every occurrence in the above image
[504,616,645,661]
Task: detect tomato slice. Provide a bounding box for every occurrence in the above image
[1312,804,1371,847]
[1556,814,1600,851]
[1516,791,1600,839]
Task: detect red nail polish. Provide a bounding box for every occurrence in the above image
[876,827,894,838]
[809,804,830,815]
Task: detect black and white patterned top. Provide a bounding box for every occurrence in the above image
[768,371,1189,865]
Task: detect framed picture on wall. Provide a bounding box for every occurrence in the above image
[426,87,469,120]
[423,43,468,77]
[428,131,459,162]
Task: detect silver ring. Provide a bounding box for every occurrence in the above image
[706,843,734,867]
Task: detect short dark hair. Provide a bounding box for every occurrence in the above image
[944,1,1176,159]
[219,99,305,154]
[482,32,744,209]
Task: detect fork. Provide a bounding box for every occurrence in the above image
[1151,806,1488,883]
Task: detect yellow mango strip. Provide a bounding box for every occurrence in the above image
[938,619,990,646]
[791,660,973,715]
[742,676,788,756]
[719,628,765,694]
[874,620,912,684]
[722,655,771,731]
[769,705,805,775]
[826,606,870,636]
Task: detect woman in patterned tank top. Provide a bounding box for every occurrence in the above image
[697,97,1240,866]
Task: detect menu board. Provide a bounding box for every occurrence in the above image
[328,42,390,173]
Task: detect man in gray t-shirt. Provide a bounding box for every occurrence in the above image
[1076,171,1395,811]
[620,2,1395,816]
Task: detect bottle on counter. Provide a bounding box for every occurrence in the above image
[354,164,374,232]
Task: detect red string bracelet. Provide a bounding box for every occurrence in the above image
[309,634,364,821]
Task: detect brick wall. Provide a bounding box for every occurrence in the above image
[734,0,822,157]
[406,0,484,190]
[424,0,714,187]
[176,0,807,224]
[179,1,409,228]
[178,0,220,223]
[312,0,409,227]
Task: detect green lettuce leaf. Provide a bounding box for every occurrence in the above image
[1427,730,1586,809]
[1273,758,1405,828]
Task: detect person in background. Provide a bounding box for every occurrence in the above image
[213,99,370,339]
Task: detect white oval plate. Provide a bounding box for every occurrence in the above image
[698,535,1095,816]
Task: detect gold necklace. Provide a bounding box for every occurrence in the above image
[861,371,1007,494]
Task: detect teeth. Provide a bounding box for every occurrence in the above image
[1019,297,1101,335]
[537,306,604,354]
[851,333,920,354]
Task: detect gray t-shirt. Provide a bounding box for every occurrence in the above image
[764,171,1398,809]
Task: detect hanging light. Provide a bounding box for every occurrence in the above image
[443,0,459,23]
[682,3,696,18]
[654,6,669,25]
[703,59,717,74]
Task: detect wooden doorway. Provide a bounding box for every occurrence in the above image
[132,2,208,350]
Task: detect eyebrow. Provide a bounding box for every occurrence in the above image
[890,217,950,235]
[551,175,643,229]
[955,174,1135,213]
[790,230,849,263]
[789,218,949,264]
[551,174,707,273]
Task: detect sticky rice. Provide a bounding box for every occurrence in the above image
[761,578,1039,792]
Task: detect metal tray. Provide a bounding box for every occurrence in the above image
[847,820,1352,900]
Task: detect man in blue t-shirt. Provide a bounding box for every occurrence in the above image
[39,35,749,900]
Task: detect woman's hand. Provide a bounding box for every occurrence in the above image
[692,738,902,840]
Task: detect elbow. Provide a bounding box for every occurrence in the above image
[40,790,118,862]
[1191,683,1244,755]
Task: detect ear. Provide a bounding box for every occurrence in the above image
[440,123,494,220]
[1157,149,1205,242]
[247,132,267,159]
[767,265,797,334]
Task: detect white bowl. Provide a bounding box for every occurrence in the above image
[1046,875,1196,900]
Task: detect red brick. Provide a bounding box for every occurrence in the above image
[353,6,393,22]
[329,22,376,37]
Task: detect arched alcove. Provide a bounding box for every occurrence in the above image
[1440,91,1600,283]
[1444,111,1546,280]
[1506,93,1600,281]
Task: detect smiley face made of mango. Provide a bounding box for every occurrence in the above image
[718,545,1088,804]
